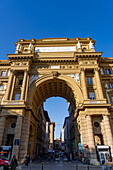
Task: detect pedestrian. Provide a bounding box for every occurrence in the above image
[10,155,18,170]
[25,155,30,166]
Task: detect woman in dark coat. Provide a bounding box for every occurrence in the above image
[11,155,18,170]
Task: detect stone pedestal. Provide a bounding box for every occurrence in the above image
[86,115,99,165]
[19,111,31,162]
[12,116,23,159]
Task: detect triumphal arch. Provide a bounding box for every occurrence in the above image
[0,37,113,164]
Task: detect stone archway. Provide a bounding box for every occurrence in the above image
[22,74,83,160]
[27,74,83,113]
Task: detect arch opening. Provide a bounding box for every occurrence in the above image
[26,76,82,159]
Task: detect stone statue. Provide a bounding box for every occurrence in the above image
[77,41,82,49]
[29,43,33,50]
[89,41,94,49]
[16,43,20,50]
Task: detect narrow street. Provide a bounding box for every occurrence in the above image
[21,158,104,170]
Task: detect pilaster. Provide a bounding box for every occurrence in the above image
[4,69,14,100]
[25,73,29,101]
[9,73,16,100]
[80,68,88,100]
[94,68,104,100]
[21,70,27,100]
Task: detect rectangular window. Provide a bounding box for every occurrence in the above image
[87,78,93,84]
[0,85,3,90]
[1,71,6,77]
[106,69,111,75]
[109,84,113,88]
[111,96,113,102]
[15,93,21,100]
[89,92,96,100]
[17,79,23,86]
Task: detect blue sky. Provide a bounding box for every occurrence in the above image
[0,0,113,138]
[44,97,69,139]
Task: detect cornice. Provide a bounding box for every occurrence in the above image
[76,52,102,57]
[7,53,35,60]
[101,57,113,63]
[0,60,10,66]
[15,37,96,46]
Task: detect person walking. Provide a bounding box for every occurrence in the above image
[25,155,30,166]
[10,155,18,170]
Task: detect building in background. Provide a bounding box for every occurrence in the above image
[49,122,55,150]
[54,138,61,151]
[44,110,50,153]
[63,117,70,154]
[61,128,65,150]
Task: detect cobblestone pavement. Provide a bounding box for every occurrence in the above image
[18,158,106,170]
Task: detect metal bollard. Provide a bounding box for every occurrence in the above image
[76,160,78,170]
[87,165,89,170]
[41,161,43,170]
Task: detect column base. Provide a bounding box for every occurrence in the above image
[90,158,100,165]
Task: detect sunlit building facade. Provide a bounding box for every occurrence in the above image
[0,37,113,164]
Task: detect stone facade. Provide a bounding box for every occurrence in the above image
[0,37,113,164]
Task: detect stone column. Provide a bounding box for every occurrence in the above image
[19,111,31,162]
[80,68,88,100]
[103,115,113,157]
[0,116,6,146]
[86,115,99,165]
[21,70,27,100]
[4,70,14,100]
[94,68,104,100]
[12,116,23,159]
[9,73,16,100]
[25,73,29,101]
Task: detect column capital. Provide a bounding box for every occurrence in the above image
[80,68,85,72]
[94,67,99,72]
[24,69,28,72]
[10,69,17,75]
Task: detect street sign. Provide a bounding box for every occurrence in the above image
[83,144,88,148]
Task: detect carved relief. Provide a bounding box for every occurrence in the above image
[68,73,79,83]
[100,68,104,75]
[30,75,42,85]
[51,71,59,78]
